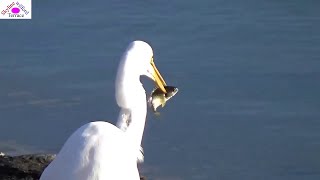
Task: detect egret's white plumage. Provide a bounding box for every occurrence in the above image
[40,40,167,180]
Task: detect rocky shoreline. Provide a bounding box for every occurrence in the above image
[0,153,147,180]
[0,153,55,180]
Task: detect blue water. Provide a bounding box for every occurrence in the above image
[1,0,320,179]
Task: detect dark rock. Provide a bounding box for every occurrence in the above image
[0,154,147,180]
[0,154,55,180]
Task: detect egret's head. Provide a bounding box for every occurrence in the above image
[122,40,167,93]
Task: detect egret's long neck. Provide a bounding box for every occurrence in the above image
[125,96,147,152]
[115,53,148,149]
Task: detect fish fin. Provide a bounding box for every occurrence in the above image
[161,101,166,107]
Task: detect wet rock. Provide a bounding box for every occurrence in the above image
[0,154,55,180]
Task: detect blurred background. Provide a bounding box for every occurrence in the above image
[0,0,320,179]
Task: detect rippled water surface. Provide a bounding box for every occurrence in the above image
[1,0,320,179]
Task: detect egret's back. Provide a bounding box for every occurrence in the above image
[40,121,139,180]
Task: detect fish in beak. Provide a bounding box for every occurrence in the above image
[148,86,179,113]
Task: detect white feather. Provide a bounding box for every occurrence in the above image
[40,40,157,180]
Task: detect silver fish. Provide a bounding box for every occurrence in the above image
[148,86,178,112]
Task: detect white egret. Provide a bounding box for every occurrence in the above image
[40,40,167,180]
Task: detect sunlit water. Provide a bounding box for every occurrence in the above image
[1,1,320,179]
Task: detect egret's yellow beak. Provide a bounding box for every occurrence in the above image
[150,58,167,93]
